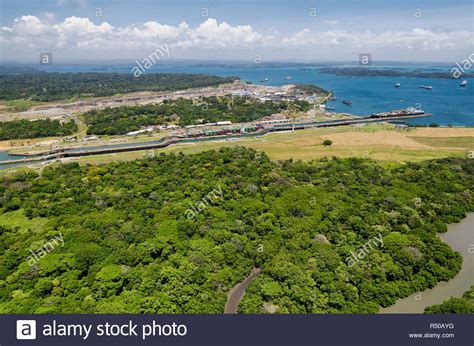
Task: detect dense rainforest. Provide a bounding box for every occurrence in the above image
[0,119,77,140]
[424,286,474,314]
[0,73,238,102]
[83,96,311,135]
[0,148,472,313]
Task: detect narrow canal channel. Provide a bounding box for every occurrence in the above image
[1,113,429,170]
[224,214,473,314]
[381,213,474,313]
[224,268,262,314]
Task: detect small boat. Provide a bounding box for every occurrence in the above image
[330,96,337,101]
[284,76,292,80]
[418,85,433,90]
[325,106,336,110]
[394,83,401,88]
[342,100,352,105]
[460,80,468,87]
[260,78,269,82]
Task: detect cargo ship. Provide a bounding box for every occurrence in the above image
[320,104,336,111]
[369,108,425,119]
[418,85,433,90]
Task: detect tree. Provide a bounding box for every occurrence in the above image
[323,139,333,146]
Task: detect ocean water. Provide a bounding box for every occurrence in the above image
[19,62,474,126]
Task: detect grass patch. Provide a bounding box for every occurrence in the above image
[410,136,474,148]
[2,124,471,169]
[3,99,45,112]
[0,209,49,234]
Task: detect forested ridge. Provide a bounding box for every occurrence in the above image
[0,73,238,102]
[0,119,77,140]
[0,148,472,313]
[318,67,474,79]
[84,96,310,135]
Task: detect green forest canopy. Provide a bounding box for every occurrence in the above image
[0,148,472,313]
[424,286,474,314]
[0,119,77,141]
[0,73,238,102]
[83,96,310,135]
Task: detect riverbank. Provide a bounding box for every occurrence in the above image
[380,213,474,313]
[3,63,473,126]
[223,214,474,315]
[225,268,262,314]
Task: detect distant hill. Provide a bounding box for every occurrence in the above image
[319,67,474,79]
[0,72,239,101]
[0,66,43,74]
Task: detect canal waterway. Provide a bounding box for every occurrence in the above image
[381,213,474,313]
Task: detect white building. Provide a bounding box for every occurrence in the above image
[126,128,154,136]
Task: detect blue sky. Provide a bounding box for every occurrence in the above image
[1,0,472,62]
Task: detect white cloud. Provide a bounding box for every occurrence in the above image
[0,16,263,51]
[280,28,472,51]
[0,15,471,61]
[118,21,187,41]
[54,16,113,36]
[12,15,54,36]
[187,18,263,49]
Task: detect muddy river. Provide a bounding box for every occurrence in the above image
[381,213,473,313]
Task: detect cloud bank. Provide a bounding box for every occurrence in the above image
[1,15,471,61]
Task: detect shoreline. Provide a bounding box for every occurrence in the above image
[223,214,474,315]
[380,213,474,313]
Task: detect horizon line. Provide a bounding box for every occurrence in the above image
[0,58,459,66]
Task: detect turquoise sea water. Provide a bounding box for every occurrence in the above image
[32,62,474,127]
[1,62,473,167]
[166,65,473,126]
